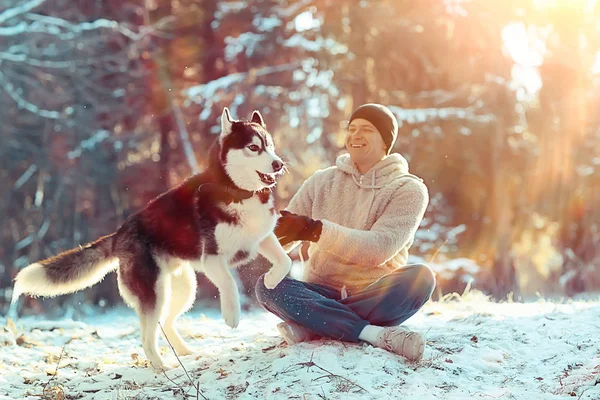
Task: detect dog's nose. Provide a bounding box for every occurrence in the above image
[272,160,283,172]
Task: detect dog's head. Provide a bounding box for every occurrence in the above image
[219,107,285,192]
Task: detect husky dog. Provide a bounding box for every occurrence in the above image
[12,108,292,371]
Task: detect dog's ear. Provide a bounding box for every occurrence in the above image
[220,107,233,139]
[251,110,265,127]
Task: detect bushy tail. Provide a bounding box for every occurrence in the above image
[11,233,118,305]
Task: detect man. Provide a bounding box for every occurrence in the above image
[255,103,436,362]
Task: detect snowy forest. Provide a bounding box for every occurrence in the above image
[1,0,600,317]
[2,1,600,399]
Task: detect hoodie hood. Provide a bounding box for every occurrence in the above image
[335,153,421,189]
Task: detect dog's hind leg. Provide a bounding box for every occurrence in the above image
[138,283,169,372]
[163,263,196,356]
[118,254,170,372]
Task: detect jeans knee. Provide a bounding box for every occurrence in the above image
[255,273,269,304]
[412,263,436,301]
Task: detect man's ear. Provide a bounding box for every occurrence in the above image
[251,110,265,127]
[220,107,233,139]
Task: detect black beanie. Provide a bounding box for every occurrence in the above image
[349,103,398,155]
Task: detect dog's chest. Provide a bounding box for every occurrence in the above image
[214,195,276,257]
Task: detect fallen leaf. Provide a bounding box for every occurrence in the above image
[217,368,229,379]
[131,353,149,368]
[43,384,65,400]
[16,335,27,347]
[44,353,61,364]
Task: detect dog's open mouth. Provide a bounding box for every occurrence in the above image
[256,171,276,186]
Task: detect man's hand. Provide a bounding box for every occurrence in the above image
[274,210,322,246]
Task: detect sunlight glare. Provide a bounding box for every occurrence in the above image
[533,0,595,8]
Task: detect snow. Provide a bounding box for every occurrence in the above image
[294,11,320,33]
[67,130,110,160]
[253,15,281,32]
[428,258,481,281]
[284,33,322,52]
[284,34,348,55]
[2,291,600,399]
[186,73,246,104]
[224,32,264,61]
[185,63,300,108]
[388,105,496,126]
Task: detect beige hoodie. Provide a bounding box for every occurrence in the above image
[286,153,428,294]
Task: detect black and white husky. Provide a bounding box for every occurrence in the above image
[11,108,292,371]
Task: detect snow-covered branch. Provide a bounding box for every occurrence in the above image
[0,71,61,119]
[0,0,46,25]
[186,62,301,102]
[0,51,88,68]
[67,130,111,160]
[0,2,169,121]
[388,105,496,125]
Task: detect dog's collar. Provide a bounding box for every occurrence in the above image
[197,183,268,204]
[221,186,255,201]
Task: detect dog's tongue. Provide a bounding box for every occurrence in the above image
[258,171,276,184]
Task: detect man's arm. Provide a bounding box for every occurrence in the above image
[318,180,428,266]
[285,172,317,217]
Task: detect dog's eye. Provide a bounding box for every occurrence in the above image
[248,145,260,152]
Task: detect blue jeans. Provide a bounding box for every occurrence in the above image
[255,264,436,342]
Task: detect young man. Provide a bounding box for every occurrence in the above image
[255,103,435,362]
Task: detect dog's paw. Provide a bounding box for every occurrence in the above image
[221,298,241,328]
[174,344,196,357]
[264,261,291,289]
[149,360,170,374]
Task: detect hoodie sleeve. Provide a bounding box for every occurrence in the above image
[285,172,317,218]
[317,179,428,266]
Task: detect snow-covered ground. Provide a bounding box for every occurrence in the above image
[1,291,599,400]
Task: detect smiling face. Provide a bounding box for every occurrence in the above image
[346,118,387,172]
[220,108,284,191]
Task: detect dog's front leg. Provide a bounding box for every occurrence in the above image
[200,257,241,328]
[259,233,292,289]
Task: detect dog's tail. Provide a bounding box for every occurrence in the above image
[11,233,119,305]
